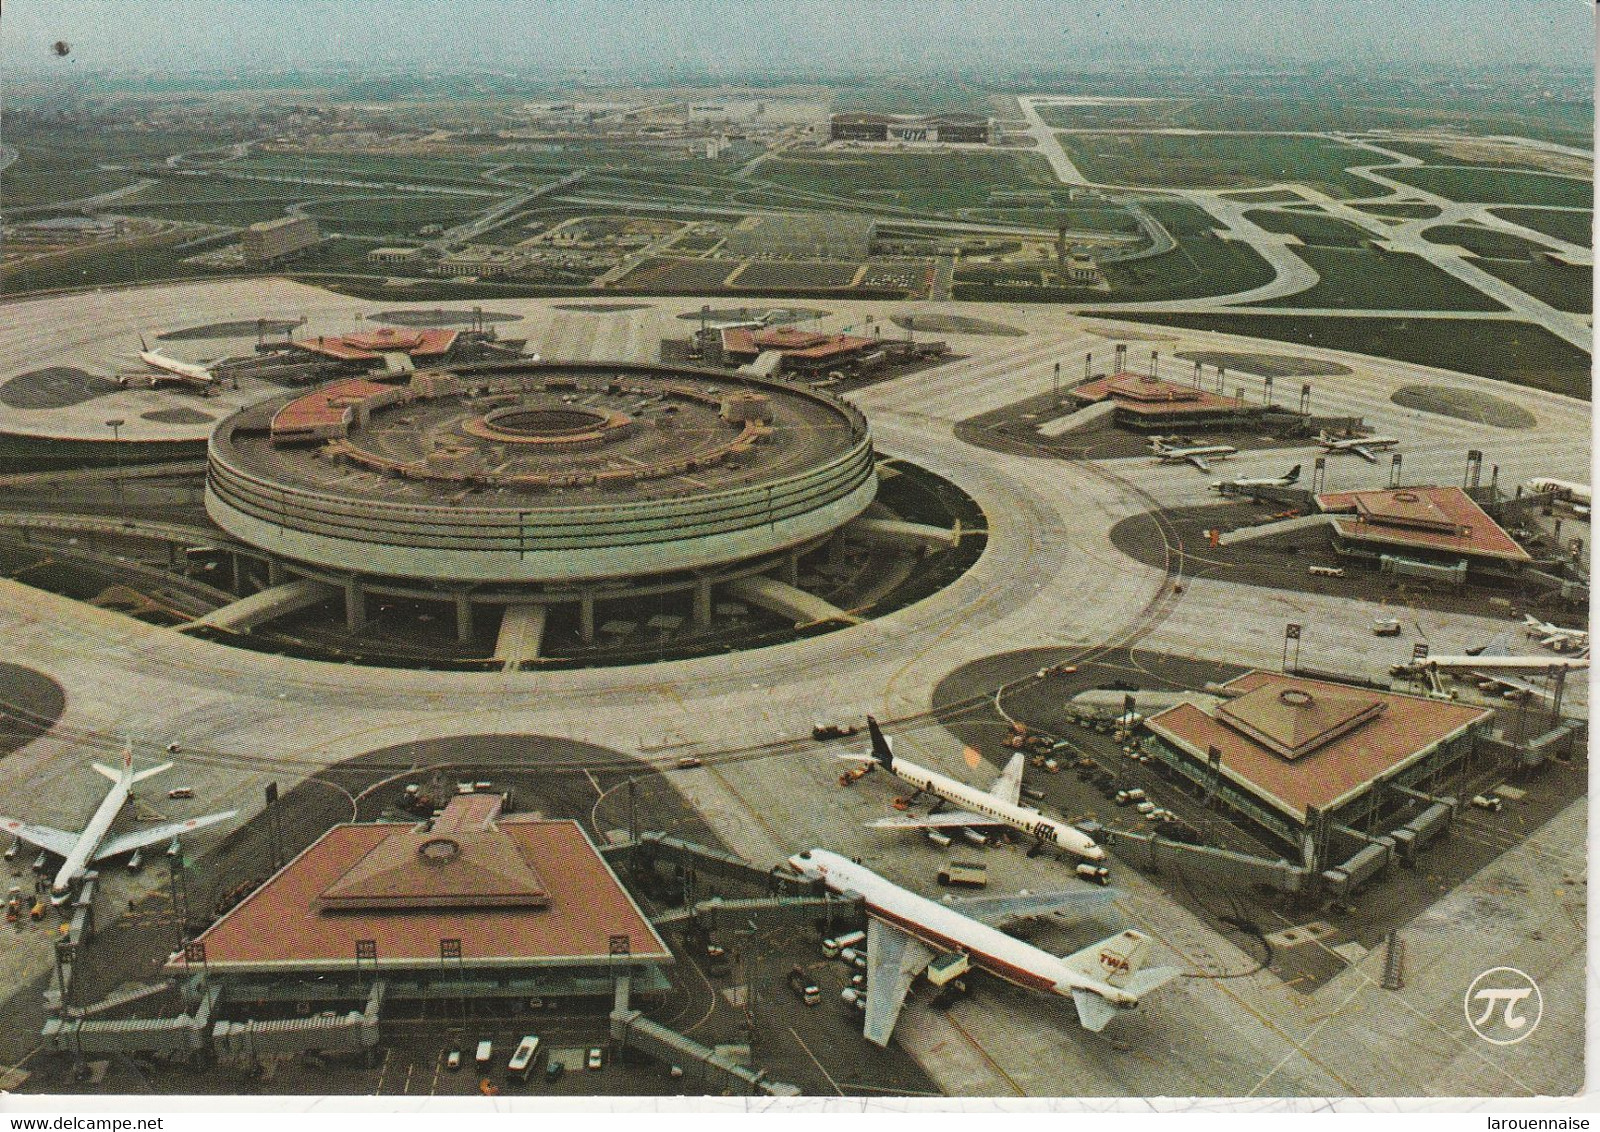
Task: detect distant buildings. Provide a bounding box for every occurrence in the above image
[367,246,424,265]
[241,216,320,268]
[829,113,995,144]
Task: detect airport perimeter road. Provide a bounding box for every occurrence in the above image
[0,283,1587,1097]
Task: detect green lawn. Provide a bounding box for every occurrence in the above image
[756,150,1059,215]
[1488,207,1592,248]
[1347,202,1443,220]
[1245,209,1373,247]
[1420,224,1551,259]
[1055,132,1380,198]
[0,127,229,208]
[1471,258,1592,314]
[1260,246,1506,311]
[952,200,1274,303]
[1079,312,1590,400]
[1380,166,1592,208]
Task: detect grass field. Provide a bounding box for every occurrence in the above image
[756,150,1058,215]
[1244,209,1373,247]
[1347,202,1443,219]
[0,128,229,208]
[1420,224,1551,258]
[1055,132,1379,198]
[1471,258,1593,314]
[1259,246,1507,312]
[1488,207,1592,247]
[1080,312,1590,400]
[1380,165,1592,208]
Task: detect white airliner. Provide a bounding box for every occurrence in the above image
[787,848,1181,1044]
[0,746,236,906]
[846,718,1106,863]
[1523,615,1589,654]
[1526,478,1591,515]
[1210,464,1300,493]
[1393,637,1587,703]
[116,335,221,392]
[1316,431,1400,463]
[1148,437,1237,472]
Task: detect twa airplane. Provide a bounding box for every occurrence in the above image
[787,849,1181,1044]
[843,718,1106,863]
[1316,431,1400,463]
[1148,436,1236,472]
[115,335,222,393]
[1210,464,1300,493]
[0,746,235,905]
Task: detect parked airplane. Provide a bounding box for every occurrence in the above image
[115,335,222,392]
[1148,436,1236,472]
[787,848,1180,1044]
[1393,636,1587,703]
[1522,615,1589,654]
[1525,478,1591,506]
[1316,431,1400,463]
[0,746,235,906]
[843,718,1106,862]
[1210,464,1300,493]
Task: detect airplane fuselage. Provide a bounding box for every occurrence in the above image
[887,756,1106,862]
[50,778,131,904]
[790,850,1133,1005]
[137,350,216,384]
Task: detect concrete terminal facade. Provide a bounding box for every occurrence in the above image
[205,359,880,647]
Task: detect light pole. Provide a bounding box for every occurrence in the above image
[105,418,125,520]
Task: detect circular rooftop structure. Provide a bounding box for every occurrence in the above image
[206,360,877,586]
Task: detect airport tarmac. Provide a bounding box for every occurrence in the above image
[0,281,1586,1096]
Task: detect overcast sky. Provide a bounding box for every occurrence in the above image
[2,0,1593,73]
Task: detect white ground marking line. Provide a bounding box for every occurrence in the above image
[788,1025,844,1096]
[1246,970,1373,1096]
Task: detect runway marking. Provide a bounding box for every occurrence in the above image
[1245,970,1371,1096]
[787,1026,843,1096]
[401,1060,415,1095]
[943,1009,1025,1096]
[372,1046,392,1095]
[429,1050,442,1095]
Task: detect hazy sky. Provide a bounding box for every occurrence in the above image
[1,0,1593,73]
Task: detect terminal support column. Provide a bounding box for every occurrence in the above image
[344,577,366,633]
[579,593,596,644]
[454,592,473,643]
[779,550,800,587]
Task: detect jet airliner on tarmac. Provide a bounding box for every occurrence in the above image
[116,335,222,392]
[787,848,1180,1044]
[1148,436,1236,472]
[843,717,1106,862]
[1211,464,1300,493]
[1,746,235,905]
[1316,431,1400,463]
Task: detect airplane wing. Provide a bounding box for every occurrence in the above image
[1350,445,1379,463]
[941,887,1117,930]
[0,818,80,858]
[1469,671,1555,703]
[989,752,1025,807]
[93,810,236,861]
[1184,454,1212,472]
[869,809,990,830]
[862,917,936,1047]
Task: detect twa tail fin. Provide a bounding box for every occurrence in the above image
[865,716,894,769]
[1063,929,1154,988]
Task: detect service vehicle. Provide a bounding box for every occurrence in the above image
[1076,863,1111,885]
[1135,800,1157,816]
[1372,616,1403,637]
[545,1060,565,1083]
[446,1049,462,1072]
[508,1035,541,1081]
[475,1040,493,1069]
[840,987,867,1012]
[839,946,868,969]
[787,966,822,1005]
[166,787,194,800]
[821,930,866,959]
[1470,794,1504,812]
[936,861,988,888]
[923,828,953,849]
[586,1048,604,1071]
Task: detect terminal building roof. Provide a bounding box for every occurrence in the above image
[178,794,670,972]
[1314,486,1532,563]
[1144,671,1493,819]
[290,327,460,362]
[721,326,877,361]
[1069,371,1255,417]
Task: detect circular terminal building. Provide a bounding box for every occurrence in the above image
[206,361,902,652]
